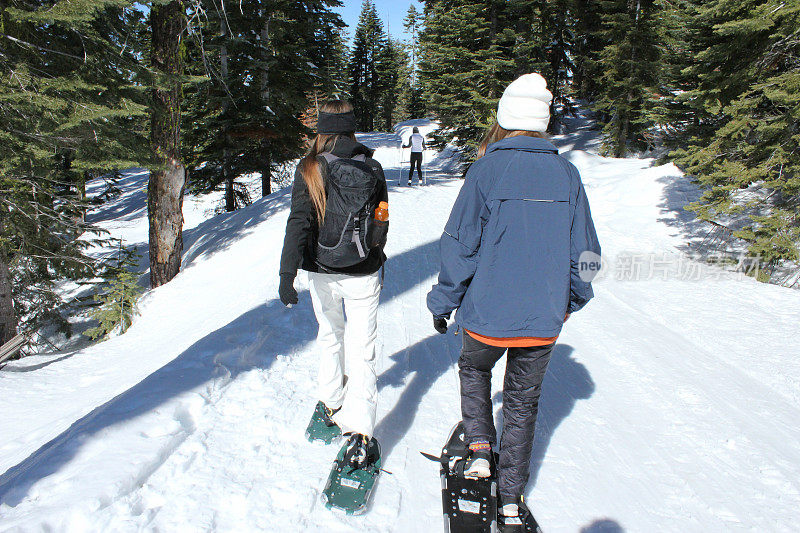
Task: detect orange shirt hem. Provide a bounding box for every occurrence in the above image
[464,329,557,348]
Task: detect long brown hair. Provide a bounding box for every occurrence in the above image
[476,121,547,159]
[301,99,356,224]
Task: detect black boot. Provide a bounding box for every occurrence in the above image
[343,433,373,469]
[463,442,493,478]
[320,402,340,428]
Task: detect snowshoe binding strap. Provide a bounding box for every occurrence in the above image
[321,403,340,427]
[343,434,371,470]
[352,216,366,258]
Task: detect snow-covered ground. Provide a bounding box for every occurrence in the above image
[1,118,799,532]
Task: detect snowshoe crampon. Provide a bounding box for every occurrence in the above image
[305,401,342,444]
[321,435,381,515]
[499,498,543,533]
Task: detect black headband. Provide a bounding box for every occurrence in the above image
[317,110,356,134]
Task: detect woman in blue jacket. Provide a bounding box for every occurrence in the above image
[427,73,601,529]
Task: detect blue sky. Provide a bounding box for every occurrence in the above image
[133,1,422,44]
[335,0,423,43]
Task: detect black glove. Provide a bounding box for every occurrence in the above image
[433,316,448,335]
[279,274,298,306]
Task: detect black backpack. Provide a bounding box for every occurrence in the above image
[315,152,387,269]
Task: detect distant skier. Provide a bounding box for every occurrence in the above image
[402,126,426,185]
[279,100,389,469]
[427,73,601,530]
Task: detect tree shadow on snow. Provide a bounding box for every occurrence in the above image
[655,172,744,258]
[0,292,317,507]
[527,344,595,486]
[86,168,150,224]
[373,332,461,461]
[179,188,293,268]
[0,237,445,506]
[550,108,603,153]
[64,189,294,350]
[356,131,403,150]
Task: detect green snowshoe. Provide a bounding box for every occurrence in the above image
[321,433,381,515]
[305,401,342,444]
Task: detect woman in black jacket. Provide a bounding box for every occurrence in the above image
[279,100,388,467]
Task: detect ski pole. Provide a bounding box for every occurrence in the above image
[399,142,404,185]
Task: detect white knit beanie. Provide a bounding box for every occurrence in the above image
[496,73,552,133]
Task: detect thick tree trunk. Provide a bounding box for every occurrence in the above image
[0,256,16,345]
[148,2,186,288]
[225,174,235,211]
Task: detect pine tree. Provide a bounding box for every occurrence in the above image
[376,38,409,130]
[571,0,604,102]
[645,0,697,151]
[592,0,664,157]
[403,5,422,87]
[319,26,351,99]
[506,0,574,128]
[401,5,425,119]
[419,0,516,153]
[183,0,344,206]
[673,0,800,271]
[349,0,387,131]
[301,10,351,131]
[0,1,149,342]
[84,242,144,340]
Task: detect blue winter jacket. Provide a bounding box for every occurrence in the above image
[427,136,601,338]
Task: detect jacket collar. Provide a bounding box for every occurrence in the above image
[330,136,374,159]
[487,135,558,155]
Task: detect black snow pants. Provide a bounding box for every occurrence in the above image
[407,152,423,183]
[459,333,553,502]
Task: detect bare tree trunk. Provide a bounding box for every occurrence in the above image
[262,151,271,197]
[0,256,16,345]
[220,12,235,212]
[148,2,186,288]
[0,195,15,344]
[76,171,88,224]
[260,10,272,198]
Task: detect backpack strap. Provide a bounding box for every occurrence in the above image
[352,214,366,259]
[319,152,367,163]
[319,152,338,164]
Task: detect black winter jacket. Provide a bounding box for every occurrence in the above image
[279,137,388,277]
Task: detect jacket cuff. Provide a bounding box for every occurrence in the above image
[568,299,587,313]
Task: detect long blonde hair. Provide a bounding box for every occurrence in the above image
[476,122,547,159]
[301,100,356,224]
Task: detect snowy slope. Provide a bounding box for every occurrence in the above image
[1,118,799,532]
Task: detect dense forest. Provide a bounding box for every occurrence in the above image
[1,0,797,347]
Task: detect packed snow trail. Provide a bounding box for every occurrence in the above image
[1,117,799,532]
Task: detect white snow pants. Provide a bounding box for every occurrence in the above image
[308,271,381,438]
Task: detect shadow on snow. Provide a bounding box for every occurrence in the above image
[487,344,595,489]
[0,237,443,506]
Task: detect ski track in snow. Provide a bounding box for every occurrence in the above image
[1,118,799,532]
